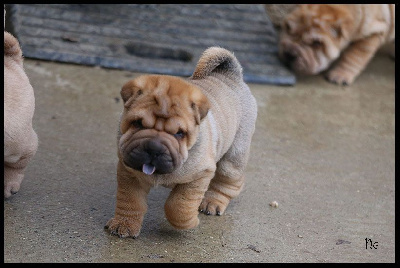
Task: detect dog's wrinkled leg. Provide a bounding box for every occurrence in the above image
[105,161,151,238]
[199,147,250,216]
[4,131,38,199]
[326,34,383,85]
[200,177,243,216]
[164,171,213,229]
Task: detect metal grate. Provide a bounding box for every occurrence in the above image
[6,4,295,85]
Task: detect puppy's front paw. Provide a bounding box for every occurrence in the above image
[4,169,24,199]
[199,193,229,216]
[105,217,142,238]
[325,68,355,86]
[4,181,21,199]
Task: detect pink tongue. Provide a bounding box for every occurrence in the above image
[142,164,156,175]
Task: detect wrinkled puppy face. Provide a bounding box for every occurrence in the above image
[279,4,353,75]
[119,75,210,175]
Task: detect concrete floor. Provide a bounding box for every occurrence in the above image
[4,49,395,263]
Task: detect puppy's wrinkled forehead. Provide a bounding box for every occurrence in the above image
[134,74,197,97]
[129,75,205,113]
[286,5,348,36]
[121,74,209,128]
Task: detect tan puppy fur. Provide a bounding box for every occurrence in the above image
[105,47,258,238]
[4,30,38,198]
[279,4,395,85]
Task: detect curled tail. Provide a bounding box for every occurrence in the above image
[191,47,243,81]
[4,31,23,64]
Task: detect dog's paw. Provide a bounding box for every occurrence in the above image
[4,181,21,199]
[199,195,228,216]
[104,217,142,238]
[325,69,355,86]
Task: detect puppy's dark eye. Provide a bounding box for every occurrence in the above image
[132,119,143,129]
[173,130,185,140]
[311,40,323,49]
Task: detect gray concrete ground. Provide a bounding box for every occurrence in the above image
[4,48,395,263]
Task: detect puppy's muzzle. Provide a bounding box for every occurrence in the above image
[124,138,175,175]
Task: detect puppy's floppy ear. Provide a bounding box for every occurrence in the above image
[120,80,143,107]
[330,8,353,40]
[191,94,210,125]
[120,82,133,103]
[330,19,348,39]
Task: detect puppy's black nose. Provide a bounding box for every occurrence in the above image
[283,51,297,64]
[146,139,165,158]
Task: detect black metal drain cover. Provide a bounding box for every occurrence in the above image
[6,4,295,85]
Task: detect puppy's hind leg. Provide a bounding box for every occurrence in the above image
[199,148,250,216]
